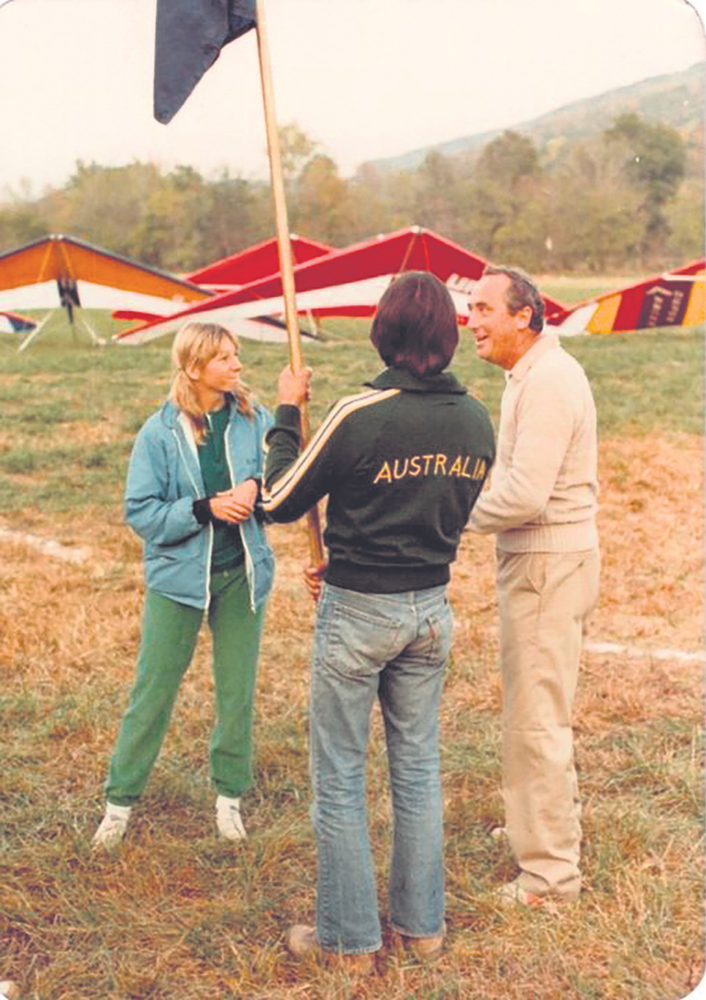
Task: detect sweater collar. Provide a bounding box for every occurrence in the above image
[365,366,467,395]
[508,332,560,382]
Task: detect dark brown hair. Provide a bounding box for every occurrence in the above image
[370,271,459,376]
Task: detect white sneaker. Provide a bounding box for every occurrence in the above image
[92,804,131,849]
[216,795,246,841]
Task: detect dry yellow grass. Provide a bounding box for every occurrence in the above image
[0,425,703,999]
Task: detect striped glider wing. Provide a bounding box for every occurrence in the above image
[549,260,705,335]
[0,235,212,315]
[0,309,37,334]
[116,226,565,344]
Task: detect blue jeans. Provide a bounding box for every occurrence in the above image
[310,583,452,955]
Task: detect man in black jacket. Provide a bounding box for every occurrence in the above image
[264,272,495,973]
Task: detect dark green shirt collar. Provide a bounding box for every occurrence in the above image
[365,366,467,395]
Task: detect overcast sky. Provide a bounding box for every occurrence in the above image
[0,0,704,198]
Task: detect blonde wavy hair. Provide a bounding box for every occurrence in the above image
[170,322,255,444]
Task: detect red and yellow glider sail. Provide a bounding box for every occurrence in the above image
[552,260,705,335]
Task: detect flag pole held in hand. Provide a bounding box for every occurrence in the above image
[153,0,324,563]
[254,0,324,564]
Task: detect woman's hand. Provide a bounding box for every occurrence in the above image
[209,479,259,524]
[303,560,328,602]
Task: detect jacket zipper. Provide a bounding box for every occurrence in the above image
[173,423,213,610]
[224,418,256,612]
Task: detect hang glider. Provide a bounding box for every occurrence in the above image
[0,234,217,350]
[0,309,37,335]
[112,234,333,341]
[0,234,212,316]
[115,226,567,346]
[549,260,705,336]
[185,234,333,291]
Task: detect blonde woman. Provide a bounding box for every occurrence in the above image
[93,323,274,848]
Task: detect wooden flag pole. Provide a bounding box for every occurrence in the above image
[254,0,324,564]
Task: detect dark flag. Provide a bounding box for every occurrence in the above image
[154,0,256,125]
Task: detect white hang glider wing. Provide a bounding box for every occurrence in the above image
[115,226,566,345]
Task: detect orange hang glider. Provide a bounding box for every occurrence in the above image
[0,234,212,350]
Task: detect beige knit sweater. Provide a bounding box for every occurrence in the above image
[468,333,599,552]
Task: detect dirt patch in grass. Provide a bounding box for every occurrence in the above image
[450,429,704,649]
[1,429,702,718]
[1,428,701,705]
[594,431,703,651]
[445,430,704,737]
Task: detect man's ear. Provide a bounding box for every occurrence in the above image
[516,305,532,331]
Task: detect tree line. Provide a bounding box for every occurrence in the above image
[0,112,702,277]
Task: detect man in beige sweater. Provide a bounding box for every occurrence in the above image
[467,265,600,906]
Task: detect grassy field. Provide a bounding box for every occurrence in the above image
[0,293,704,1000]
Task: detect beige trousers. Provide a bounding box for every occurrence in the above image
[496,548,600,897]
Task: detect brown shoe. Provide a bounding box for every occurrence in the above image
[333,952,376,976]
[287,925,376,976]
[394,923,446,962]
[409,935,444,960]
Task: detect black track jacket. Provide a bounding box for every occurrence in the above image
[263,367,495,594]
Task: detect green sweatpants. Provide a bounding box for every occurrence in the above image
[105,566,264,806]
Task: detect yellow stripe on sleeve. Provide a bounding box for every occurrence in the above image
[263,388,399,511]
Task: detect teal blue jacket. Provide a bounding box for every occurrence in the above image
[125,397,274,611]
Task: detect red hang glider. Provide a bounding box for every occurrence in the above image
[115,226,567,346]
[0,309,37,336]
[185,234,333,291]
[550,259,705,336]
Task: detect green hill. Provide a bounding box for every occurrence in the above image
[369,62,705,175]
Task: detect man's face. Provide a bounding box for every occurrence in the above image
[467,274,529,371]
